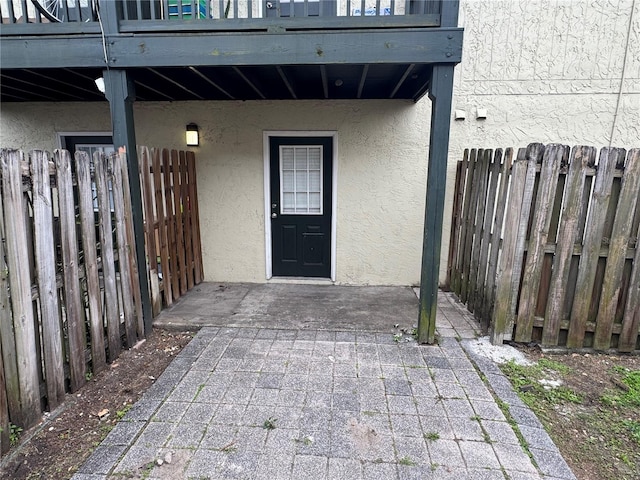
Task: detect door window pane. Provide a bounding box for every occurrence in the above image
[280,145,323,214]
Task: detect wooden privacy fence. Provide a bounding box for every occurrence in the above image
[447,144,640,352]
[0,146,202,454]
[139,146,204,315]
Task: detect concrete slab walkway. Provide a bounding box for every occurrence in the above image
[72,286,575,480]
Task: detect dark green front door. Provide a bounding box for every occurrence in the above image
[270,136,332,278]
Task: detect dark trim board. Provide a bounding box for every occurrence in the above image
[0,28,463,69]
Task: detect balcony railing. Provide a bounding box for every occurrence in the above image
[1,0,442,25]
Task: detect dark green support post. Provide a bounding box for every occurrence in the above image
[103,69,153,335]
[417,64,456,344]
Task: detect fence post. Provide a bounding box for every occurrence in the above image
[0,149,40,428]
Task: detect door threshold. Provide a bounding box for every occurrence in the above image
[268,277,334,285]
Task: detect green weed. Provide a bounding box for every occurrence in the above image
[601,369,640,408]
[9,423,22,446]
[116,404,132,420]
[262,417,277,430]
[424,431,440,441]
[622,420,640,443]
[399,456,416,466]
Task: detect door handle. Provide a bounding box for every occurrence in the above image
[271,213,278,219]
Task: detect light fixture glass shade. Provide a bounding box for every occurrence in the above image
[94,77,105,94]
[186,123,199,146]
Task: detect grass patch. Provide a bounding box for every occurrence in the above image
[500,359,582,411]
[424,431,440,441]
[398,456,416,466]
[601,369,640,408]
[262,417,277,430]
[499,356,640,480]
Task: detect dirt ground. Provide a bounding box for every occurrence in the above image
[508,345,640,480]
[0,329,193,480]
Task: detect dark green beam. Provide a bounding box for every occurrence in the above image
[103,69,153,335]
[418,64,455,344]
[0,28,462,69]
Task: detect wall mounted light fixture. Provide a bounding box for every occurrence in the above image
[94,77,105,94]
[186,123,199,146]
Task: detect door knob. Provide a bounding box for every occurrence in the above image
[271,213,278,218]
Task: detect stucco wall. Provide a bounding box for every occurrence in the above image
[440,0,640,281]
[1,0,638,286]
[0,100,431,285]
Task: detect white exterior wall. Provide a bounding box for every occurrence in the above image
[1,0,638,286]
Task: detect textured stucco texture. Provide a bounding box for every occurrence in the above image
[1,0,638,286]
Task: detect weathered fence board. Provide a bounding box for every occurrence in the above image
[446,155,465,290]
[619,148,640,352]
[593,149,640,350]
[187,151,204,283]
[95,152,121,362]
[112,152,138,348]
[31,150,65,410]
[515,144,567,342]
[449,144,640,351]
[490,148,530,343]
[468,149,491,315]
[0,146,204,452]
[0,150,40,428]
[75,151,107,374]
[174,150,187,296]
[140,146,162,316]
[542,146,595,345]
[57,150,88,392]
[121,150,145,338]
[566,148,625,347]
[154,148,172,307]
[164,149,180,302]
[460,149,479,304]
[0,190,12,454]
[483,148,512,325]
[475,149,501,324]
